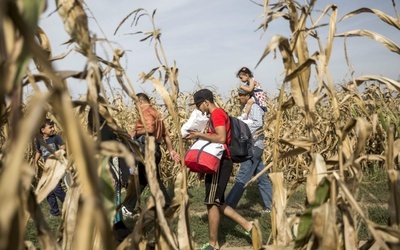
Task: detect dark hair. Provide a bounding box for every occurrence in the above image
[136,93,151,103]
[39,119,54,134]
[192,88,214,105]
[236,67,253,78]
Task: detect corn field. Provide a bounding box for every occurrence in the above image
[1,0,400,249]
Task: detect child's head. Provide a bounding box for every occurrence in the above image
[40,119,55,136]
[236,67,253,82]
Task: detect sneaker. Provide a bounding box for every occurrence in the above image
[244,226,252,238]
[200,242,218,250]
[121,206,133,216]
[262,208,271,213]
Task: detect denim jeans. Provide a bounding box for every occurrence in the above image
[225,146,272,209]
[47,181,66,215]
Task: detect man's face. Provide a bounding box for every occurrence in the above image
[237,94,248,105]
[196,100,208,114]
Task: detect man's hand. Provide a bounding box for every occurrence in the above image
[185,130,200,140]
[170,150,180,163]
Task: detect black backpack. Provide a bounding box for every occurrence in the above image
[228,116,253,163]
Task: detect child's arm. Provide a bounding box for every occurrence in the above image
[240,84,253,92]
[240,79,256,92]
[34,151,41,178]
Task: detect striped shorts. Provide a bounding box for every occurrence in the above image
[204,157,233,206]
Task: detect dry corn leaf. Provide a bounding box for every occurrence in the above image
[311,203,339,250]
[279,137,315,148]
[252,219,263,250]
[306,153,327,203]
[49,92,113,250]
[393,139,400,159]
[295,178,330,248]
[387,170,400,228]
[343,118,372,170]
[350,75,400,92]
[340,8,400,30]
[129,197,157,250]
[279,147,309,160]
[24,241,37,250]
[0,93,48,249]
[342,205,358,250]
[336,29,400,55]
[324,5,337,62]
[333,172,391,250]
[56,0,91,54]
[61,184,81,250]
[35,150,68,203]
[26,189,60,250]
[33,27,52,72]
[174,172,193,249]
[269,172,292,245]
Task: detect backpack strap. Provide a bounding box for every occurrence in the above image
[209,110,231,145]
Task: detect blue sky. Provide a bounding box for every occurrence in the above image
[38,0,400,100]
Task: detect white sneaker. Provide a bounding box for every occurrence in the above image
[261,208,271,213]
[121,206,133,216]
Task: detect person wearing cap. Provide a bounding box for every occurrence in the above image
[237,67,267,119]
[185,88,255,250]
[225,88,273,213]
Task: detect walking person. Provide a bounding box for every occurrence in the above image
[87,108,131,242]
[185,89,257,250]
[34,119,66,216]
[225,88,273,213]
[122,92,180,215]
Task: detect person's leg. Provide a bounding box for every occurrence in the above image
[46,191,60,215]
[53,181,66,203]
[219,204,252,231]
[203,158,233,249]
[207,204,220,249]
[244,98,255,119]
[256,173,272,210]
[253,147,273,210]
[225,158,254,208]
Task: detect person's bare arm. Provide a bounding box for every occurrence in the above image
[186,125,226,144]
[163,133,180,162]
[240,79,256,92]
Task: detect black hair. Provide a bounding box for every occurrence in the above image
[136,93,151,103]
[87,108,118,141]
[39,119,54,134]
[236,67,254,78]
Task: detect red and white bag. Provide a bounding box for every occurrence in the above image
[184,139,224,174]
